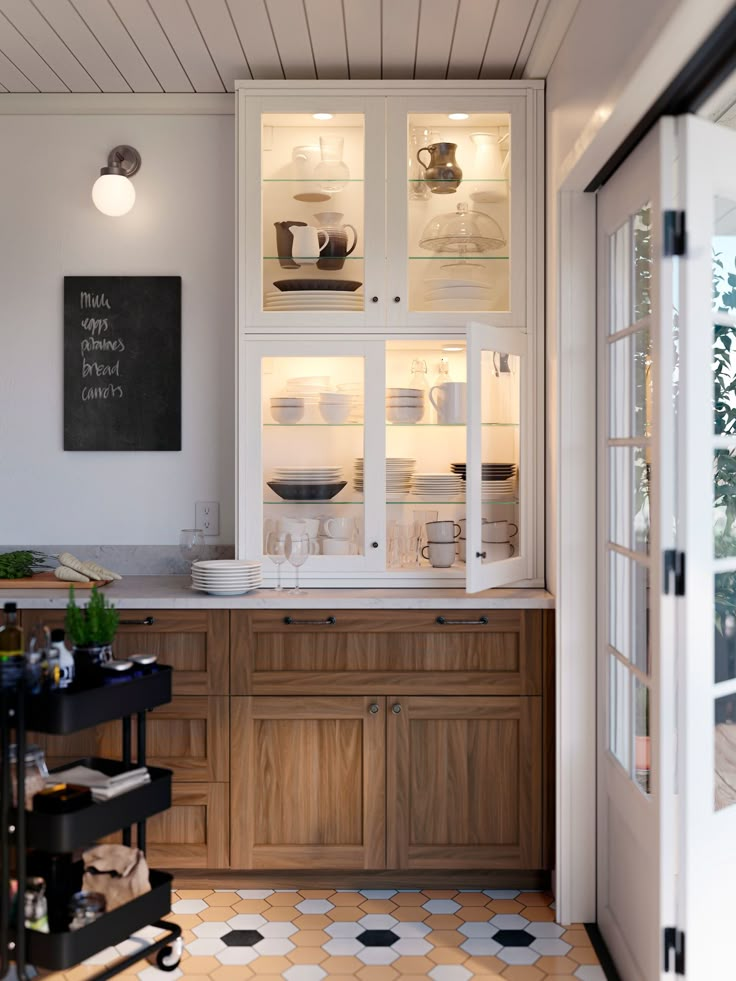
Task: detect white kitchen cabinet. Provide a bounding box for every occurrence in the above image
[235,82,544,591]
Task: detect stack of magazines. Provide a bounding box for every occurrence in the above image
[48,765,150,802]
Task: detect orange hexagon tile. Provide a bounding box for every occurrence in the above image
[462,953,507,975]
[522,906,556,921]
[424,913,463,929]
[391,955,435,974]
[266,892,300,906]
[298,889,334,899]
[534,954,579,974]
[206,892,240,906]
[356,966,399,981]
[518,892,553,906]
[262,905,299,921]
[456,905,496,921]
[197,905,235,921]
[329,891,364,906]
[391,905,430,921]
[561,928,590,946]
[427,944,469,964]
[569,945,600,965]
[293,914,332,930]
[178,955,221,974]
[502,966,546,981]
[232,899,269,914]
[390,892,427,906]
[248,954,293,974]
[320,955,365,973]
[454,891,491,906]
[327,905,364,921]
[290,928,331,946]
[421,889,458,899]
[488,899,524,914]
[212,966,255,981]
[176,889,213,900]
[285,945,329,964]
[359,899,397,914]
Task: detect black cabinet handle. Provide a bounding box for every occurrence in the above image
[436,616,489,626]
[119,616,155,626]
[283,616,336,626]
[393,296,401,303]
[371,541,379,549]
[476,551,486,559]
[371,296,379,303]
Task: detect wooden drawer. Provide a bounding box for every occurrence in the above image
[31,695,229,783]
[231,609,544,696]
[19,608,229,695]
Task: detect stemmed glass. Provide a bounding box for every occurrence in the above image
[179,529,205,567]
[285,533,310,594]
[266,531,287,591]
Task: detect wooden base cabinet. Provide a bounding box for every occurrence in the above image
[387,696,541,870]
[230,697,386,870]
[231,694,542,872]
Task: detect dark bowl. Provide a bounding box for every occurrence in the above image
[273,279,363,292]
[267,480,348,501]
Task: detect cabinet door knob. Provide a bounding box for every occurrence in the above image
[369,703,380,714]
[120,616,155,626]
[371,541,379,549]
[476,551,486,559]
[391,703,402,714]
[371,296,379,303]
[393,296,401,303]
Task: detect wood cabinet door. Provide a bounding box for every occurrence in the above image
[231,696,385,870]
[386,696,542,870]
[21,609,229,695]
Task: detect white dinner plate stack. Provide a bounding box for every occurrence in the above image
[264,291,364,312]
[272,465,343,483]
[422,277,495,311]
[191,560,262,595]
[481,476,518,501]
[412,472,465,499]
[353,457,415,496]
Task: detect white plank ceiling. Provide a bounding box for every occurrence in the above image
[0,0,578,93]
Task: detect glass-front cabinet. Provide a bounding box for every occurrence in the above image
[236,82,543,591]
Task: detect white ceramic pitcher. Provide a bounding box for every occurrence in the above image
[469,131,509,203]
[290,224,330,264]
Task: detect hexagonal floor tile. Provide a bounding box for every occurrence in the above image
[493,929,534,947]
[222,929,264,946]
[260,920,299,938]
[172,899,208,914]
[356,946,400,965]
[137,967,183,981]
[574,967,607,980]
[359,890,398,899]
[423,899,461,915]
[392,937,432,956]
[497,947,540,966]
[358,914,399,931]
[393,920,432,938]
[517,892,553,907]
[526,921,566,939]
[227,913,268,930]
[253,937,296,956]
[296,899,335,915]
[530,937,572,956]
[427,966,472,981]
[458,921,497,938]
[357,929,400,947]
[236,889,273,899]
[286,946,329,966]
[489,913,530,930]
[186,937,227,957]
[459,938,502,957]
[533,954,579,974]
[323,937,364,956]
[192,921,232,939]
[281,962,327,980]
[326,920,364,938]
[215,946,259,966]
[482,889,520,899]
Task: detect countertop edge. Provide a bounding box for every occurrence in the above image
[8,576,555,610]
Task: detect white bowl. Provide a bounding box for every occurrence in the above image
[387,405,424,424]
[271,397,305,406]
[270,404,305,423]
[386,387,424,397]
[386,397,424,407]
[318,402,352,424]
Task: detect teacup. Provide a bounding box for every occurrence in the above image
[321,539,358,556]
[324,516,355,540]
[426,520,461,543]
[280,517,320,539]
[481,520,519,543]
[421,542,456,568]
[485,542,515,561]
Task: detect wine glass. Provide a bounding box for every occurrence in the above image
[285,533,310,594]
[266,531,288,591]
[179,529,205,568]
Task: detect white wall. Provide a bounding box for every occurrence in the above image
[0,108,234,545]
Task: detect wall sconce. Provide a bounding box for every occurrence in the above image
[92,145,141,217]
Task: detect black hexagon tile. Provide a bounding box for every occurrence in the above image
[493,929,535,947]
[221,929,264,947]
[356,929,400,947]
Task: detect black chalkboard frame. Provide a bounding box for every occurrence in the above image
[63,276,182,451]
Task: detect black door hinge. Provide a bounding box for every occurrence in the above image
[664,210,686,256]
[663,549,686,596]
[664,926,686,974]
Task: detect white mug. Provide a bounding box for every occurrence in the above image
[457,517,489,537]
[324,516,355,540]
[322,539,357,556]
[481,520,519,543]
[279,517,320,539]
[428,382,467,424]
[426,520,461,543]
[421,542,456,568]
[290,224,330,264]
[458,538,466,562]
[485,542,515,561]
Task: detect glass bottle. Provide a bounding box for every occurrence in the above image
[51,628,75,690]
[430,358,452,423]
[0,602,23,660]
[409,359,429,392]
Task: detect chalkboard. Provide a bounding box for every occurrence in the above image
[64,276,181,451]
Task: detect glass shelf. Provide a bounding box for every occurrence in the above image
[264,498,519,505]
[262,178,365,183]
[408,178,509,184]
[264,422,517,428]
[408,255,510,260]
[264,256,365,261]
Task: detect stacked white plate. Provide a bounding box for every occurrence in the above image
[272,466,343,482]
[482,477,518,501]
[353,457,415,495]
[422,277,495,311]
[412,472,465,499]
[191,560,262,596]
[265,291,363,311]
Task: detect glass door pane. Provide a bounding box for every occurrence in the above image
[406,111,510,317]
[261,112,366,314]
[466,324,527,592]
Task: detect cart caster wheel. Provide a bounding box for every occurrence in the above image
[155,937,183,971]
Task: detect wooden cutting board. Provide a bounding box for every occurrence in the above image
[0,572,112,589]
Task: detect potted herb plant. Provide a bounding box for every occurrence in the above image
[65,585,119,687]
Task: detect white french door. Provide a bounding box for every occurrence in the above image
[596,119,677,981]
[674,112,736,978]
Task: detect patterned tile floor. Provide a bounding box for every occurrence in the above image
[39,887,605,981]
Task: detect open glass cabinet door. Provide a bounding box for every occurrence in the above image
[675,112,736,978]
[465,322,528,592]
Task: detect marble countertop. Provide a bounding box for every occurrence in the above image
[10,576,554,610]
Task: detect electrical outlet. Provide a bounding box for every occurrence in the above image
[195,501,219,537]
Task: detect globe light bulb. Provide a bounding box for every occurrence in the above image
[92,173,136,217]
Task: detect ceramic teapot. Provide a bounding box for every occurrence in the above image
[290,224,330,264]
[416,141,462,194]
[313,212,357,270]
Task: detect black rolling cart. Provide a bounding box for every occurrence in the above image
[1,665,183,981]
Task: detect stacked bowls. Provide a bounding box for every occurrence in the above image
[451,462,518,501]
[319,390,359,424]
[270,396,305,424]
[191,560,262,595]
[386,387,424,424]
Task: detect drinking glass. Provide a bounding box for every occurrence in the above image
[179,529,205,565]
[285,533,310,594]
[266,531,288,591]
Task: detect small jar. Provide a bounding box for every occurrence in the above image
[68,891,106,931]
[9,744,49,810]
[129,653,158,678]
[100,659,134,685]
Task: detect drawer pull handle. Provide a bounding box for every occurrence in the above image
[283,616,337,626]
[436,616,489,626]
[369,703,380,714]
[391,703,402,714]
[120,616,156,626]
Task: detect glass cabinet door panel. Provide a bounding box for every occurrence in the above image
[384,340,467,578]
[261,112,366,315]
[406,111,511,316]
[466,324,529,592]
